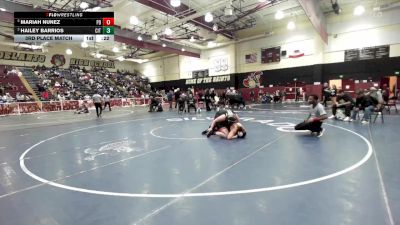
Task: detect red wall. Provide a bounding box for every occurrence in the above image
[397,79,400,95]
[304,84,323,100]
[239,85,323,101]
[342,79,355,97]
[354,82,380,92]
[239,87,285,101]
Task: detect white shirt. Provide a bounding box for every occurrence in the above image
[309,103,327,119]
[92,94,102,103]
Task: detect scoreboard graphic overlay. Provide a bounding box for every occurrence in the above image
[14,12,114,43]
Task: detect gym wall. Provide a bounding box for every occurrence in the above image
[136,44,236,82]
[148,5,400,86]
[0,42,136,73]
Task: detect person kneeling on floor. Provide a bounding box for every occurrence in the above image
[148,94,162,112]
[295,95,328,137]
[329,89,355,121]
[74,101,89,114]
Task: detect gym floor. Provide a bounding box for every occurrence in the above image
[0,104,399,225]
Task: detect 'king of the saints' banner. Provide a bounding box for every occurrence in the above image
[185,75,230,85]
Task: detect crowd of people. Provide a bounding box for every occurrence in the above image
[1,64,398,136]
[250,89,287,103]
[249,88,306,104]
[147,82,397,139]
[0,64,156,116]
[0,93,15,103]
[322,83,387,124]
[149,87,246,113]
[34,65,77,101]
[71,66,123,99]
[292,84,393,138]
[30,65,152,103]
[108,69,151,97]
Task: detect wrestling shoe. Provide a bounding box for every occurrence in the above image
[361,120,369,124]
[201,130,208,135]
[317,128,325,137]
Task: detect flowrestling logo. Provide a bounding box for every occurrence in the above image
[166,117,301,132]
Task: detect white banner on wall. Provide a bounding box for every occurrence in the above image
[281,39,315,59]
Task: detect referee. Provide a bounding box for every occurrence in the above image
[92,92,103,118]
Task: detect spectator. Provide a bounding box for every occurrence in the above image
[329,89,355,121]
[167,90,173,110]
[205,88,211,111]
[174,88,181,109]
[250,90,255,102]
[351,90,377,124]
[103,93,111,111]
[322,83,331,107]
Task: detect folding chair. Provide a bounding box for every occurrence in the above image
[384,97,398,114]
[371,105,384,123]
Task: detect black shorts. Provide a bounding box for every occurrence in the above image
[215,122,230,131]
[214,109,228,118]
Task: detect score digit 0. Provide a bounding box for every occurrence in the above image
[102,18,114,26]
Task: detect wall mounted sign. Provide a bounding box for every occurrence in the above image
[261,47,281,63]
[192,69,209,78]
[0,51,46,63]
[243,71,262,88]
[245,53,257,64]
[51,54,66,66]
[345,45,389,62]
[185,75,230,85]
[70,58,115,68]
[212,57,229,73]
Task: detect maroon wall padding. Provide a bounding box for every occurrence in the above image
[239,87,285,101]
[397,78,400,94]
[354,82,380,92]
[380,77,390,89]
[239,84,322,102]
[342,79,356,97]
[304,84,323,100]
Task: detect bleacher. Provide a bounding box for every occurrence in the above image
[0,65,32,98]
[19,67,43,97]
[107,70,151,97]
[0,64,153,103]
